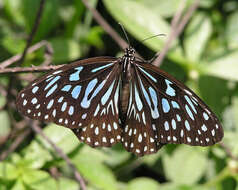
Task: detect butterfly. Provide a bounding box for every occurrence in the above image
[16,46,224,156]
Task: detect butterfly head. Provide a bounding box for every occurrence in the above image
[124,47,135,59]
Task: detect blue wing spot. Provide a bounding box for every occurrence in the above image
[82,113,87,119]
[180,129,184,137]
[148,87,160,119]
[47,99,54,109]
[185,120,191,131]
[127,82,133,116]
[46,76,53,82]
[201,124,207,131]
[71,85,82,99]
[68,106,74,115]
[138,67,157,83]
[142,112,146,125]
[101,80,115,106]
[176,114,181,122]
[91,80,106,99]
[134,85,143,111]
[69,66,83,81]
[139,78,151,106]
[31,98,37,104]
[32,86,39,94]
[81,78,98,108]
[185,104,194,120]
[91,63,114,73]
[62,85,72,92]
[171,101,180,109]
[138,77,159,119]
[52,70,62,75]
[171,119,176,129]
[165,79,176,96]
[46,84,58,97]
[192,97,198,106]
[164,121,169,131]
[58,96,64,103]
[185,95,197,114]
[162,98,170,113]
[61,102,67,112]
[45,76,61,90]
[203,112,209,120]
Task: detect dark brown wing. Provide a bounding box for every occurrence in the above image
[122,60,223,156]
[16,57,122,147]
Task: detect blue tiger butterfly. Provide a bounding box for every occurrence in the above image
[16,46,223,156]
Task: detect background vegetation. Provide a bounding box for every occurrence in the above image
[0,0,238,189]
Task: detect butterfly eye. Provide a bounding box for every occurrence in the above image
[16,47,223,156]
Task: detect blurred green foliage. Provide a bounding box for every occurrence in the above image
[0,0,238,189]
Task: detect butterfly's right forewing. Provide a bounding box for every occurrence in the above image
[16,57,123,147]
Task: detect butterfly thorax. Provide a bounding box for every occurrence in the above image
[121,47,136,81]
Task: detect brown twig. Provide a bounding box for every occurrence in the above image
[18,0,46,66]
[30,121,87,190]
[0,65,64,74]
[219,142,238,161]
[0,41,52,69]
[153,0,200,66]
[81,0,143,59]
[81,0,127,50]
[175,0,200,42]
[0,129,31,161]
[153,0,187,66]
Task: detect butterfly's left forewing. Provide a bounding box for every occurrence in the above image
[16,57,122,147]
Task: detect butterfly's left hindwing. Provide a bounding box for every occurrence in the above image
[16,57,123,147]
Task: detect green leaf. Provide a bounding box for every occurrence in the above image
[159,183,181,190]
[103,0,175,51]
[21,0,60,41]
[163,146,208,184]
[222,120,238,157]
[142,148,163,167]
[198,75,229,119]
[39,124,79,153]
[160,183,210,190]
[225,12,238,49]
[58,177,79,190]
[3,0,25,26]
[2,34,26,54]
[85,26,104,49]
[22,169,57,190]
[23,124,79,168]
[74,155,117,190]
[184,12,212,62]
[0,111,11,138]
[12,179,26,190]
[127,177,159,190]
[205,50,238,81]
[50,37,81,63]
[136,0,186,18]
[101,144,131,167]
[232,96,238,129]
[0,162,18,180]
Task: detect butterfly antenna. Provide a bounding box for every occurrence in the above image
[141,34,166,43]
[119,23,131,47]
